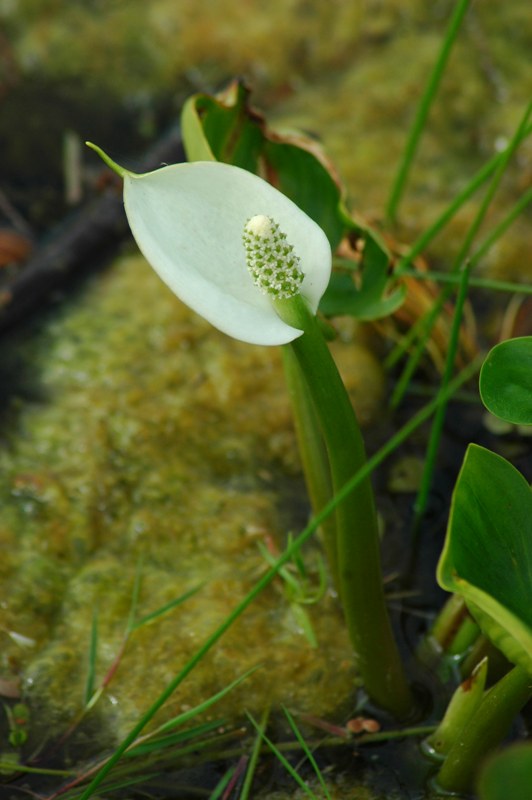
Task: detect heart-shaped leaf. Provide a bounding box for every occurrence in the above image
[437,444,532,676]
[479,337,532,425]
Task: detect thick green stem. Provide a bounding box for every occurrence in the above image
[431,594,469,651]
[281,347,338,585]
[425,657,488,759]
[436,665,532,794]
[275,295,413,718]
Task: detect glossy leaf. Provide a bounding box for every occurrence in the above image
[437,444,532,676]
[479,336,532,425]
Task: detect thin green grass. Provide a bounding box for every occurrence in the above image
[61,575,203,748]
[246,712,323,800]
[387,121,532,376]
[282,706,332,800]
[74,358,479,800]
[131,667,257,745]
[386,0,471,223]
[47,674,253,799]
[394,119,532,281]
[469,185,532,268]
[397,268,532,294]
[411,263,471,540]
[388,102,532,407]
[125,719,225,758]
[84,608,99,707]
[209,765,237,800]
[238,707,270,800]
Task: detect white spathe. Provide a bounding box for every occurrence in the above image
[122,160,332,345]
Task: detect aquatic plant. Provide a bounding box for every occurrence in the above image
[83,76,532,794]
[87,141,413,719]
[3,3,531,798]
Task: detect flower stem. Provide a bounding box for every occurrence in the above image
[436,665,532,794]
[274,294,413,718]
[281,347,338,585]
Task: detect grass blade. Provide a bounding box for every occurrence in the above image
[84,608,99,707]
[125,719,224,757]
[76,359,479,800]
[386,0,471,223]
[389,101,532,406]
[209,765,237,800]
[133,584,203,629]
[396,268,532,295]
[239,706,270,800]
[394,120,532,280]
[246,712,320,799]
[282,706,332,800]
[411,263,471,542]
[469,185,532,268]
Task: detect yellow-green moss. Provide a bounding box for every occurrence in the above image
[0,254,386,746]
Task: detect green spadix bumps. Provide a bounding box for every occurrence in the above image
[243,214,304,299]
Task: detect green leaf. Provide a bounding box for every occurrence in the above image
[425,657,488,758]
[437,444,532,676]
[181,81,345,247]
[320,228,406,320]
[181,81,406,320]
[480,337,532,425]
[262,140,345,249]
[477,743,532,800]
[179,96,216,162]
[181,86,263,169]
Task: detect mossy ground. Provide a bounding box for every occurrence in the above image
[0,254,387,748]
[0,1,529,794]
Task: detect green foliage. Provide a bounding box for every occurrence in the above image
[424,657,487,759]
[480,337,532,425]
[247,710,327,800]
[320,229,406,320]
[181,81,345,248]
[181,81,405,321]
[477,743,532,800]
[437,444,532,676]
[436,665,531,795]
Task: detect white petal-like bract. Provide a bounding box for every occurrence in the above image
[122,161,331,345]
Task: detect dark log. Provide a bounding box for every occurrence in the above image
[0,124,185,333]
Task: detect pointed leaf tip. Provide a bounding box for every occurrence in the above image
[85,142,131,179]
